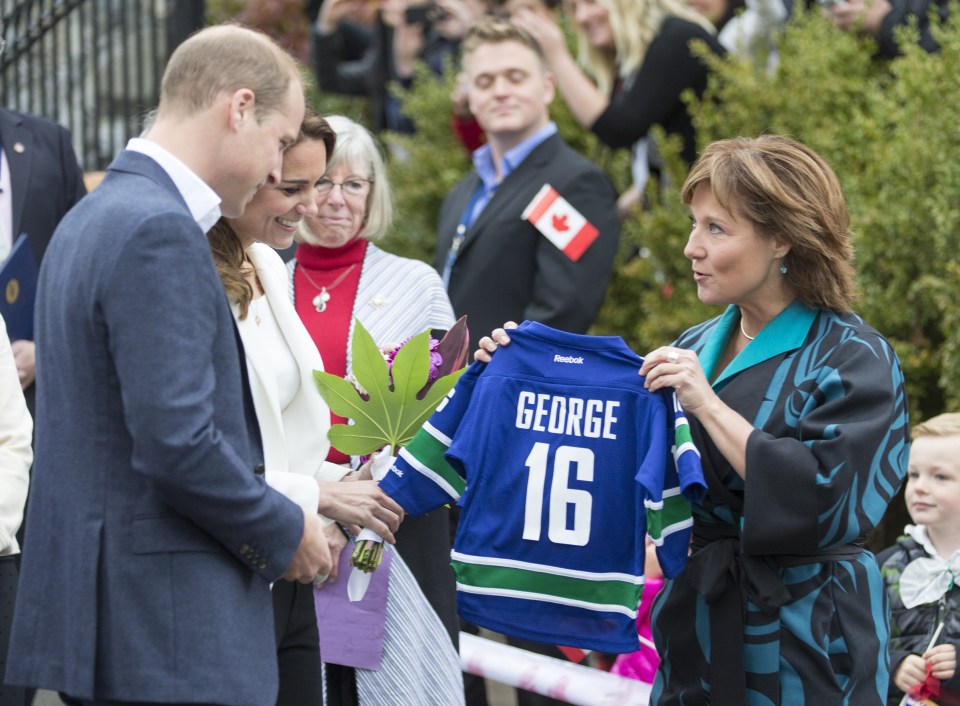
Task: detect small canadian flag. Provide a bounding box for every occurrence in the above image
[521,184,600,262]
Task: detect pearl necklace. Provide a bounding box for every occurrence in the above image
[299,263,358,313]
[740,319,756,341]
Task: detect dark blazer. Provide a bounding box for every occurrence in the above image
[6,150,304,705]
[435,133,620,349]
[0,108,86,268]
[0,108,86,410]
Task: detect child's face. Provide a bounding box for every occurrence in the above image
[905,435,960,530]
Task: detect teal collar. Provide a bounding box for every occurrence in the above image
[700,300,818,389]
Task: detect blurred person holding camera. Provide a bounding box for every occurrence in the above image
[513,0,724,219]
[312,0,491,133]
[821,0,950,58]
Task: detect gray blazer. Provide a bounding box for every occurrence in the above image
[6,150,303,705]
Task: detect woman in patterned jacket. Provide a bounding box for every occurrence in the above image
[638,135,909,705]
[479,135,909,703]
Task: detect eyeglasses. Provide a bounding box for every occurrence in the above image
[316,176,373,198]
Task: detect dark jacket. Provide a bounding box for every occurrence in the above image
[877,535,960,705]
[435,133,620,351]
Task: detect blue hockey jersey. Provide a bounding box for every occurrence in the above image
[379,321,706,652]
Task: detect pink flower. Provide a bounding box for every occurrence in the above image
[385,337,443,382]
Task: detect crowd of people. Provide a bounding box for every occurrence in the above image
[0,0,956,704]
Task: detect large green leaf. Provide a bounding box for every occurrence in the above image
[327,424,394,457]
[314,319,468,456]
[395,368,466,445]
[349,320,395,440]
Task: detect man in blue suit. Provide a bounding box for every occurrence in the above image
[5,25,333,706]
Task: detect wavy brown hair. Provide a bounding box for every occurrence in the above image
[209,106,335,319]
[681,135,856,312]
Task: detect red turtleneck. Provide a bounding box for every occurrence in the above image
[295,237,368,463]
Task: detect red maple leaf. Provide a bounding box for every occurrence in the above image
[551,213,570,232]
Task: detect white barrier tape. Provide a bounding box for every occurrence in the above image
[459,633,651,706]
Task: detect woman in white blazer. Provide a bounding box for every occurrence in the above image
[207,108,404,706]
[0,312,32,706]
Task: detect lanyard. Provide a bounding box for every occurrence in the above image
[442,182,487,289]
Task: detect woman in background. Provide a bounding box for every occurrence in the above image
[513,0,723,218]
[289,114,462,705]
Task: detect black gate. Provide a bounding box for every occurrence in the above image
[1,0,205,171]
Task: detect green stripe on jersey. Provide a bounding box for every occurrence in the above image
[646,494,693,542]
[404,427,466,495]
[451,560,642,613]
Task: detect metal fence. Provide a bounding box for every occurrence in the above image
[1,0,204,171]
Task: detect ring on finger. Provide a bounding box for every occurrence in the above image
[667,350,680,364]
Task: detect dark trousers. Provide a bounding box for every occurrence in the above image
[0,557,24,706]
[272,579,322,706]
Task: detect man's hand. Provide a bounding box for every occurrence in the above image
[317,479,404,543]
[11,340,36,390]
[319,523,351,583]
[281,508,333,583]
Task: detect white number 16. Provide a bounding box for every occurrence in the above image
[522,442,594,546]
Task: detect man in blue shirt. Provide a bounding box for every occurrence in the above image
[433,19,620,705]
[434,18,620,351]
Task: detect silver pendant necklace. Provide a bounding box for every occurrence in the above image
[299,263,358,313]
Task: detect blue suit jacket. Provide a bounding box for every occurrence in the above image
[6,150,304,705]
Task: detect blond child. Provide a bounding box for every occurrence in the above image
[878,413,960,705]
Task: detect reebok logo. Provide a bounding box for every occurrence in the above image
[553,354,584,364]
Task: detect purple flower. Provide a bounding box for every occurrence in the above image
[385,337,443,382]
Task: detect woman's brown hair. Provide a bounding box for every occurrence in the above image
[681,135,856,312]
[208,106,335,319]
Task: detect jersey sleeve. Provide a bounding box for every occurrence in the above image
[378,362,481,515]
[641,390,706,579]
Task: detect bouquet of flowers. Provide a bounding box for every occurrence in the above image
[314,316,470,574]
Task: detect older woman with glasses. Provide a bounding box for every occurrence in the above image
[287,115,462,705]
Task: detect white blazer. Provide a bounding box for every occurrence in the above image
[0,313,32,555]
[235,243,348,517]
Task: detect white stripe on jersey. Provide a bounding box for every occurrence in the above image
[456,583,639,619]
[424,420,452,447]
[451,550,644,585]
[398,447,461,501]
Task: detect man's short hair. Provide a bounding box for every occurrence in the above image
[461,18,548,68]
[160,24,300,120]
